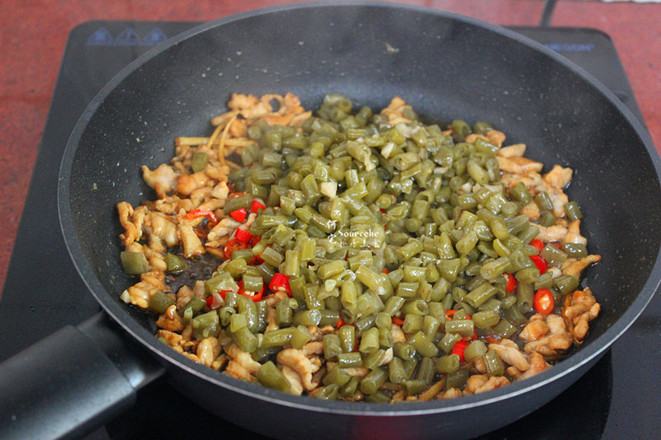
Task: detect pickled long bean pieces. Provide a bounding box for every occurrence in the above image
[122,93,601,404]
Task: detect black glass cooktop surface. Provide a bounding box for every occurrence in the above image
[0,20,658,440]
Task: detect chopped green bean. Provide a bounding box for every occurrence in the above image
[256,361,291,392]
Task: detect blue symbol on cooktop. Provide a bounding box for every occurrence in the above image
[86,27,169,46]
[143,28,168,46]
[87,27,114,46]
[545,43,595,53]
[115,28,141,46]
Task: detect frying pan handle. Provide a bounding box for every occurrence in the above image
[0,312,165,440]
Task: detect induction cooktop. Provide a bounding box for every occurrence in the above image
[1,20,659,440]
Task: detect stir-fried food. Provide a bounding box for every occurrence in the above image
[117,93,601,402]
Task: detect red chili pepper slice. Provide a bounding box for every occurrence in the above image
[392,316,405,326]
[534,288,555,315]
[505,272,517,293]
[268,273,291,296]
[251,288,264,302]
[185,209,219,226]
[237,280,264,302]
[230,208,248,223]
[223,238,248,260]
[451,340,469,362]
[381,268,390,274]
[205,292,226,309]
[234,227,252,244]
[217,290,232,300]
[336,317,347,328]
[530,238,544,253]
[250,200,266,212]
[250,235,262,247]
[530,254,548,274]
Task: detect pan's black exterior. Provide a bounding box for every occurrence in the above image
[54,3,660,439]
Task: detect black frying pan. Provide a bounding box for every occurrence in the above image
[1,3,660,440]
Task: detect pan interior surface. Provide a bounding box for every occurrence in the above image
[59,2,661,433]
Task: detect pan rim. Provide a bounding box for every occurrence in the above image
[57,0,661,416]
